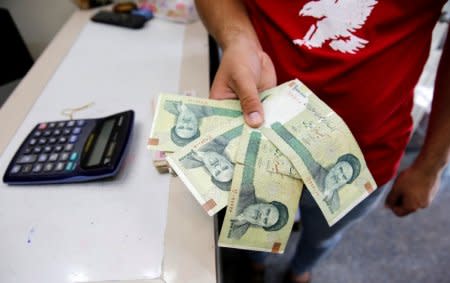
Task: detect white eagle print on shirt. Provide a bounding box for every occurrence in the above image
[293,0,378,54]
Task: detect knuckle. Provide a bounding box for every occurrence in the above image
[420,200,430,209]
[239,95,259,111]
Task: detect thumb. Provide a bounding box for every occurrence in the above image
[230,70,264,128]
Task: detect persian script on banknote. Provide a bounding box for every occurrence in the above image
[260,80,377,226]
[235,127,301,180]
[166,118,244,216]
[219,130,303,253]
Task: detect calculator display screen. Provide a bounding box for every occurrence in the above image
[87,119,115,167]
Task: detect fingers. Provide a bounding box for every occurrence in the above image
[391,204,414,217]
[210,69,263,127]
[385,186,418,217]
[384,185,400,209]
[229,68,264,127]
[209,48,276,128]
[210,74,238,100]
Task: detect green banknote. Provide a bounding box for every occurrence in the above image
[166,118,244,216]
[219,130,303,253]
[148,93,242,152]
[235,127,301,180]
[260,79,377,226]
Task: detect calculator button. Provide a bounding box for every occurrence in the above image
[63,129,71,135]
[48,122,56,128]
[22,164,33,173]
[17,155,37,164]
[38,123,47,130]
[33,146,42,154]
[76,120,85,127]
[38,138,47,145]
[69,135,78,143]
[38,154,48,162]
[65,162,75,171]
[10,165,21,174]
[44,145,52,153]
[60,153,69,161]
[49,153,59,162]
[57,122,65,128]
[32,164,43,173]
[69,152,78,161]
[49,137,57,144]
[33,131,42,137]
[58,137,67,144]
[55,162,65,171]
[53,129,61,136]
[29,139,37,146]
[54,145,63,152]
[73,127,82,135]
[67,120,76,127]
[43,130,52,137]
[64,144,74,152]
[44,163,54,172]
[23,147,32,154]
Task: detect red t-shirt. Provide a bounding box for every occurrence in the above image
[244,0,446,186]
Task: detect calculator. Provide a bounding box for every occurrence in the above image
[3,110,134,185]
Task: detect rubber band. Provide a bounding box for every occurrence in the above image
[61,102,95,120]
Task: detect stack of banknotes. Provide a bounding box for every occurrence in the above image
[150,90,197,173]
[148,79,377,254]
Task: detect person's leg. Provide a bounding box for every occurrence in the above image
[245,250,269,283]
[289,183,388,278]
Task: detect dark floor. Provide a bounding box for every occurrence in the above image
[0,79,20,107]
[220,130,450,283]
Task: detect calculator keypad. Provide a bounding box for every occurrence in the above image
[10,120,86,176]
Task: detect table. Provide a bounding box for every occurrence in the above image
[0,9,216,283]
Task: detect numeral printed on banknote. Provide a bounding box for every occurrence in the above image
[260,80,377,226]
[166,118,244,216]
[148,93,242,152]
[219,130,303,253]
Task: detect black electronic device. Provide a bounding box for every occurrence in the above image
[91,10,147,29]
[3,110,134,185]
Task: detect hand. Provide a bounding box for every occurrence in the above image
[210,36,276,127]
[385,164,441,217]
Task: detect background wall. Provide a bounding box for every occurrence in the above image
[0,0,77,59]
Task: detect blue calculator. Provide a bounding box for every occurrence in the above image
[3,110,134,185]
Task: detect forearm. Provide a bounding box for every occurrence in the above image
[194,0,260,49]
[414,32,450,174]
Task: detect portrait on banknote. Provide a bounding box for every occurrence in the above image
[270,121,362,214]
[164,100,241,147]
[178,126,242,191]
[228,182,289,239]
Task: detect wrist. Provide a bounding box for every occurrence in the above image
[412,153,447,178]
[217,25,262,51]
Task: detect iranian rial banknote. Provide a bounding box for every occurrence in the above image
[148,93,242,152]
[234,127,301,180]
[260,79,377,226]
[166,118,244,216]
[219,130,303,253]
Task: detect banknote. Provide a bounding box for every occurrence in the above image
[166,118,244,216]
[148,93,243,152]
[219,130,303,253]
[153,151,170,173]
[235,126,301,179]
[260,79,377,226]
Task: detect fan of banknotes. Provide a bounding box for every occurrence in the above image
[148,79,377,254]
